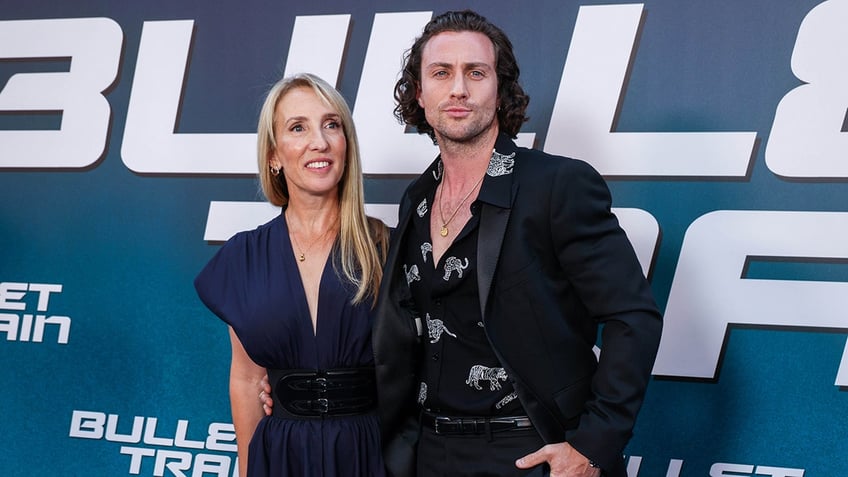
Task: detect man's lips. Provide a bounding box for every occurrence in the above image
[444,107,471,117]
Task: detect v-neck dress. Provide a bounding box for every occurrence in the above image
[194,212,384,477]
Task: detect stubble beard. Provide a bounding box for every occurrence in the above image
[430,108,498,150]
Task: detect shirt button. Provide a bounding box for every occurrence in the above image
[431,354,440,361]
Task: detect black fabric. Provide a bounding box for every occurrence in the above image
[416,424,549,477]
[268,367,377,418]
[402,159,522,417]
[420,411,533,435]
[374,134,662,477]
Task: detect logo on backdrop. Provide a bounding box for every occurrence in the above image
[0,282,70,344]
[2,1,847,385]
[626,457,805,477]
[1,1,843,475]
[69,410,238,476]
[68,407,808,477]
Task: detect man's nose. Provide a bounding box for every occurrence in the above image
[450,75,469,99]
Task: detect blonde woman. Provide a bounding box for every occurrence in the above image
[195,73,388,477]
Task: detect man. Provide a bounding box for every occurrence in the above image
[372,10,662,477]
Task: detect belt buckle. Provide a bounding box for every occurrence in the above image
[312,376,328,393]
[514,417,531,428]
[433,416,452,435]
[316,398,329,414]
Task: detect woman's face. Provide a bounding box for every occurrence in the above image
[270,86,347,200]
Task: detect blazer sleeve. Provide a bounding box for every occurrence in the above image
[549,158,663,472]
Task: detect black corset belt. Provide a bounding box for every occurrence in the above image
[268,367,377,419]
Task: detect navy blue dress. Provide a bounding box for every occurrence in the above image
[194,212,385,477]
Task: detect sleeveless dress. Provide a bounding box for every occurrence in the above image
[194,212,385,477]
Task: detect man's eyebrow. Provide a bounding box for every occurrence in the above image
[463,62,493,70]
[424,61,493,70]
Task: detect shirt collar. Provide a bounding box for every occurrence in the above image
[477,134,518,209]
[407,133,518,210]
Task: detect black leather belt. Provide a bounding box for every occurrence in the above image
[421,411,534,435]
[268,367,377,419]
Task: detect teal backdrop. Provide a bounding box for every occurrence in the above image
[1,1,846,475]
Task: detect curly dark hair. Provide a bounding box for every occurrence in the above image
[393,10,530,141]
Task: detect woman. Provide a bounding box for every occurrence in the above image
[195,73,388,477]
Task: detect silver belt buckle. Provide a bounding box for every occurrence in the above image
[433,416,452,434]
[514,417,532,428]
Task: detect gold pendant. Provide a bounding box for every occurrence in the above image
[440,225,448,237]
[298,254,306,262]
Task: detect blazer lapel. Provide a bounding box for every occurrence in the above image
[476,135,519,319]
[477,203,510,319]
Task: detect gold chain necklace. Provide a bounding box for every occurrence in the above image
[437,172,485,237]
[288,213,337,262]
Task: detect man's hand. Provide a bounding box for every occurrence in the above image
[515,441,601,477]
[258,375,273,416]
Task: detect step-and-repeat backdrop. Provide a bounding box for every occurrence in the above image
[2,0,846,475]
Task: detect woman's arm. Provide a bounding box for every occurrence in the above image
[228,326,267,477]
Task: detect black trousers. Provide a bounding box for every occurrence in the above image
[416,425,550,477]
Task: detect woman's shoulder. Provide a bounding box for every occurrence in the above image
[195,214,285,302]
[221,212,285,249]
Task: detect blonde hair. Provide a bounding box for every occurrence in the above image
[257,73,387,303]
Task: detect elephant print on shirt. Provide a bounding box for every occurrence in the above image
[442,256,469,281]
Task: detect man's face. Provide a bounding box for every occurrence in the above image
[417,30,499,145]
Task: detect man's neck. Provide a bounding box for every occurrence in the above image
[436,127,498,182]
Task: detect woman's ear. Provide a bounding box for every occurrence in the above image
[269,151,281,171]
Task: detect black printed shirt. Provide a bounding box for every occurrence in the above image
[402,154,523,417]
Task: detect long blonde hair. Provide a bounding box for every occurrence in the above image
[257,73,387,303]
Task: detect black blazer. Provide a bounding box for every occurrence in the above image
[373,134,663,477]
